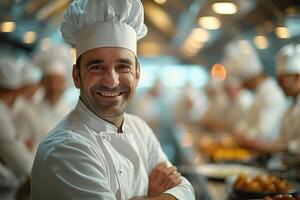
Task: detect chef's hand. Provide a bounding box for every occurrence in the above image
[148,162,181,197]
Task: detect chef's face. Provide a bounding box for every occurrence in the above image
[42,73,66,103]
[73,47,139,124]
[277,74,299,97]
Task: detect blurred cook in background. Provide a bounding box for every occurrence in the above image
[11,56,42,152]
[226,40,287,151]
[219,75,253,132]
[199,79,227,131]
[262,44,300,154]
[33,43,73,145]
[173,81,207,126]
[0,56,33,200]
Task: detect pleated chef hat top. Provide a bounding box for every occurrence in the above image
[0,56,23,89]
[276,44,300,75]
[225,40,264,81]
[61,0,148,58]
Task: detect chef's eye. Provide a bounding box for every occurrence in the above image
[116,64,131,73]
[87,64,105,72]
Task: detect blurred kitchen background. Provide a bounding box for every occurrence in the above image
[1,0,300,200]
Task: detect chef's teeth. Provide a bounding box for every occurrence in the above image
[100,92,120,97]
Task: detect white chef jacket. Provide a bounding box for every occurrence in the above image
[31,99,195,200]
[280,95,300,153]
[222,90,253,127]
[236,77,287,141]
[11,97,41,153]
[0,100,33,179]
[34,98,72,141]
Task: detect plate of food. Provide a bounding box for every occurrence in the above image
[227,174,300,199]
[196,163,264,181]
[208,147,256,164]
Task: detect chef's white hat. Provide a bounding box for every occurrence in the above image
[34,43,72,76]
[0,56,23,89]
[276,44,300,75]
[17,57,42,86]
[61,0,147,58]
[225,40,264,81]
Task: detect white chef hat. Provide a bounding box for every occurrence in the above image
[225,40,264,82]
[34,43,72,77]
[276,44,300,75]
[17,56,42,86]
[60,0,147,58]
[0,56,23,90]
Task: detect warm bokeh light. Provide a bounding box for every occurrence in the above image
[275,26,290,39]
[198,16,221,30]
[154,0,167,5]
[211,63,227,81]
[138,41,162,57]
[212,2,237,15]
[190,28,210,42]
[144,1,174,36]
[40,37,52,51]
[70,48,77,64]
[23,31,37,44]
[1,21,16,33]
[253,35,269,49]
[238,40,252,54]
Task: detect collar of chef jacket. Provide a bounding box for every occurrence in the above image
[74,99,130,134]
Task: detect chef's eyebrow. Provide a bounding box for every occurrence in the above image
[86,59,133,66]
[117,58,133,65]
[86,59,105,67]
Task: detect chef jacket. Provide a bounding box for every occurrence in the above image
[31,99,195,200]
[280,95,300,153]
[236,77,287,141]
[0,100,33,179]
[11,97,41,153]
[34,98,72,142]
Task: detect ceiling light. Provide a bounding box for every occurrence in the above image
[139,41,162,57]
[190,28,210,42]
[154,0,167,4]
[212,2,237,15]
[198,16,221,30]
[23,31,37,44]
[144,2,174,36]
[70,48,77,64]
[1,22,16,33]
[275,26,290,39]
[253,36,269,49]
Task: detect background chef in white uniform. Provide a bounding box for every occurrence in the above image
[31,0,195,200]
[260,43,300,153]
[199,79,227,131]
[11,56,42,153]
[217,75,253,132]
[0,56,33,199]
[225,40,287,151]
[33,43,73,143]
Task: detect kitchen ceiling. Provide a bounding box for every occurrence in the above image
[0,0,299,68]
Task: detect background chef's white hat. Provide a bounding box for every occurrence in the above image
[34,43,72,77]
[225,40,264,82]
[0,56,23,90]
[17,56,42,86]
[276,44,300,75]
[60,0,147,58]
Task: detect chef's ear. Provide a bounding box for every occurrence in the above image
[73,64,81,89]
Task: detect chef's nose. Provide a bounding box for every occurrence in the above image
[102,69,119,88]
